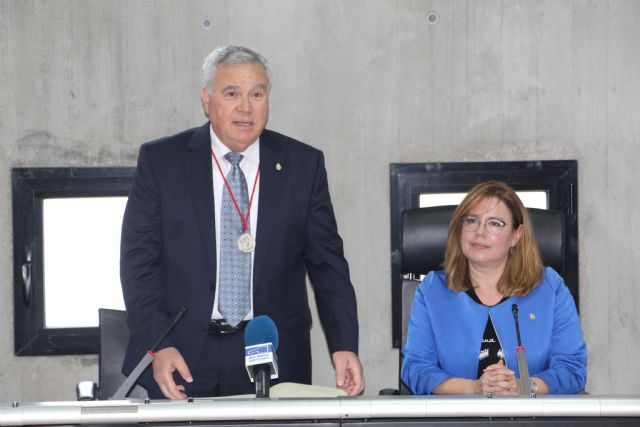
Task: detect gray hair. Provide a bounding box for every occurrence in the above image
[201,45,270,94]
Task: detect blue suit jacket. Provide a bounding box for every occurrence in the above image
[120,123,358,390]
[401,268,587,395]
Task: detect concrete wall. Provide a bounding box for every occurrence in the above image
[1,0,639,401]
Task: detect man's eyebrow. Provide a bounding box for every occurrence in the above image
[220,83,268,92]
[220,84,240,92]
[252,83,269,91]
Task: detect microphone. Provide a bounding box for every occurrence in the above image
[111,307,187,400]
[512,304,534,397]
[244,315,279,398]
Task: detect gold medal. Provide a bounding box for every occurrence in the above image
[237,232,255,253]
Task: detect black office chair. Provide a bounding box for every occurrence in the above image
[97,308,147,400]
[393,205,564,394]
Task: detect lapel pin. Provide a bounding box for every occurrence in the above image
[529,313,536,320]
[276,162,282,171]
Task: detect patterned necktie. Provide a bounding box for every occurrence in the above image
[218,152,251,327]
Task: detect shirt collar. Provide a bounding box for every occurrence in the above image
[209,124,260,165]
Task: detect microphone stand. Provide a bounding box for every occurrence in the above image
[111,307,187,400]
[254,365,271,398]
[512,304,534,397]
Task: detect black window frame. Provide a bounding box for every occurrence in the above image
[12,167,135,356]
[389,160,578,348]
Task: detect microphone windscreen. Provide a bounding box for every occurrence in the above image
[244,315,279,351]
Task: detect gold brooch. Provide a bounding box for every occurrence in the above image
[529,313,536,321]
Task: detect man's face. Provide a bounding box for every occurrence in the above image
[201,63,270,152]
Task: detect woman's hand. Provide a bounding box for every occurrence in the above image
[475,360,518,396]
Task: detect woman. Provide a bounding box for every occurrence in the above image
[401,181,587,396]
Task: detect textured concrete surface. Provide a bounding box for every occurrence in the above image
[1,0,639,401]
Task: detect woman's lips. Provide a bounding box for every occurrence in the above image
[471,242,490,249]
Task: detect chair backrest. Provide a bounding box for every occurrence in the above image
[98,308,147,400]
[400,205,564,276]
[397,205,565,394]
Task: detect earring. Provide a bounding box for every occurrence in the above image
[509,246,515,255]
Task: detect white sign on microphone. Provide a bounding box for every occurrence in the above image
[245,343,279,381]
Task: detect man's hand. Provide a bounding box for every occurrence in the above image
[152,346,193,399]
[332,351,364,395]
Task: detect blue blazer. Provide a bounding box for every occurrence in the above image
[401,267,587,395]
[120,123,358,390]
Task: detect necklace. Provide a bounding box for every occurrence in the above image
[211,148,260,253]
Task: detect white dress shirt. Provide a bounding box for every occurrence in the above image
[209,126,260,320]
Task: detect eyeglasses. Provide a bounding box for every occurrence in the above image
[460,215,510,236]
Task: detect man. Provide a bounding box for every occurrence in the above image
[120,45,364,399]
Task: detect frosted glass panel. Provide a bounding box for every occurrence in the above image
[419,190,548,209]
[43,197,127,328]
[419,193,466,207]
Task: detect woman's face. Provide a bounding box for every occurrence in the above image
[459,197,523,271]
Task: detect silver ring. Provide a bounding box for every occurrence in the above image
[487,392,494,398]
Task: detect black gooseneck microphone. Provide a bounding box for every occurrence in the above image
[512,304,533,397]
[111,307,187,400]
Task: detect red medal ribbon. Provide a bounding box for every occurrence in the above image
[211,148,260,233]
